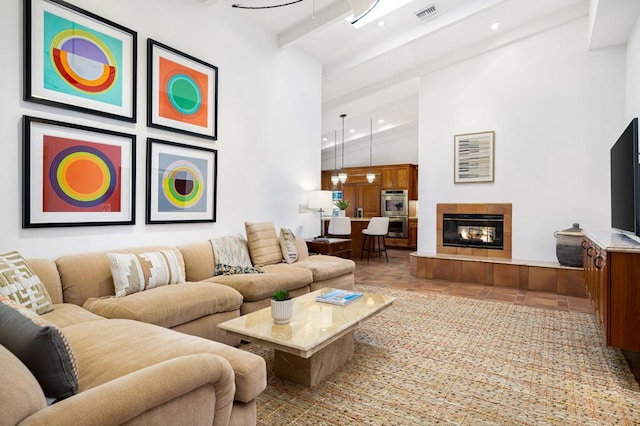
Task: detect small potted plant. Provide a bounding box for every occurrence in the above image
[334,200,350,217]
[271,289,292,324]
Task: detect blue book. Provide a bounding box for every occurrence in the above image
[316,290,363,306]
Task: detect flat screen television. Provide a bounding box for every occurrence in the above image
[610,117,639,235]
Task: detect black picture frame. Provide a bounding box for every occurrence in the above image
[23,115,136,228]
[24,0,137,122]
[146,138,217,224]
[147,39,218,140]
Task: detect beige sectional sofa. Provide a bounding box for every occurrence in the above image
[1,222,355,425]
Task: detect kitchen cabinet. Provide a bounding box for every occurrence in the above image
[321,163,418,213]
[582,231,640,351]
[341,181,380,218]
[408,218,418,249]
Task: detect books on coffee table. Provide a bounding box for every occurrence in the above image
[316,290,363,306]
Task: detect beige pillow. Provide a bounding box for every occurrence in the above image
[244,221,283,267]
[279,228,298,264]
[107,249,186,298]
[0,251,53,314]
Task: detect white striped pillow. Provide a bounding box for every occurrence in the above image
[107,249,186,298]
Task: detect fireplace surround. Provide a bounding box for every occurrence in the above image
[437,203,512,259]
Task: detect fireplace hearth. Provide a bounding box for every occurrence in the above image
[443,213,504,250]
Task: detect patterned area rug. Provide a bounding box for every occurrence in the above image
[245,285,640,425]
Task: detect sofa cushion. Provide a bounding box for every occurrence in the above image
[55,245,175,307]
[206,263,313,302]
[210,235,264,276]
[279,228,298,264]
[245,221,282,267]
[292,255,356,281]
[0,251,53,314]
[107,249,186,298]
[82,282,243,328]
[62,318,266,403]
[0,297,78,401]
[0,344,47,425]
[42,303,105,329]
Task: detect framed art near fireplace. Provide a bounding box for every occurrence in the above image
[454,131,494,183]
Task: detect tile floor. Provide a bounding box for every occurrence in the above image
[354,249,593,314]
[353,248,640,384]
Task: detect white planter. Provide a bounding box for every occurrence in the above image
[271,299,293,324]
[336,210,346,217]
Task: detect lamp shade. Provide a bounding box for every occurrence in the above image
[308,190,333,211]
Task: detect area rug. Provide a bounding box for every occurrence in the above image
[244,285,640,425]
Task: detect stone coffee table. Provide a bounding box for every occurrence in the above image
[218,288,395,386]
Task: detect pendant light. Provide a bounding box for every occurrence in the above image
[339,114,348,184]
[366,118,375,183]
[330,130,339,186]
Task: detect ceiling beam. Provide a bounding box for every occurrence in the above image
[278,0,351,48]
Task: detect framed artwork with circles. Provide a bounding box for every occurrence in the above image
[22,116,136,228]
[24,0,137,122]
[147,39,218,140]
[146,138,217,224]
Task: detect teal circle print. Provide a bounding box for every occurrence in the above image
[167,74,201,115]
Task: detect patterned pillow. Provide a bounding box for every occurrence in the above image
[210,235,264,275]
[279,228,298,264]
[107,249,186,298]
[0,251,53,314]
[245,221,283,267]
[0,297,78,401]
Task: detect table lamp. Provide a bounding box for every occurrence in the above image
[308,190,333,238]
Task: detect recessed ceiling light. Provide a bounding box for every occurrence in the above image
[377,20,384,27]
[349,129,356,133]
[322,137,328,141]
[491,22,502,31]
[377,119,384,124]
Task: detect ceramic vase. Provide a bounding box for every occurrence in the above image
[271,299,293,324]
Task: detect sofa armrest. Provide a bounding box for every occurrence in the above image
[19,354,236,426]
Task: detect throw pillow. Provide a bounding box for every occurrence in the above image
[0,297,78,402]
[279,228,298,264]
[0,251,53,314]
[244,221,284,267]
[210,235,264,275]
[107,249,186,298]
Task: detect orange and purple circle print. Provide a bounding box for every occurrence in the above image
[42,136,122,212]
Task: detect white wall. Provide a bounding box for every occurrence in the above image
[0,0,322,258]
[626,13,640,119]
[418,16,626,262]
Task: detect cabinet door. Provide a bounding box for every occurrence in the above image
[396,167,410,188]
[360,184,381,217]
[341,184,358,217]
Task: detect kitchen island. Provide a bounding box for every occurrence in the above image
[323,217,416,259]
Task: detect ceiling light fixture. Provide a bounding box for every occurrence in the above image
[339,114,348,184]
[491,21,502,30]
[331,130,339,186]
[347,0,380,25]
[366,119,375,183]
[231,0,304,9]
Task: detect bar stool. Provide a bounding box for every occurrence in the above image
[361,217,389,262]
[328,217,351,237]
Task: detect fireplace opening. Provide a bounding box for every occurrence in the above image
[443,213,504,250]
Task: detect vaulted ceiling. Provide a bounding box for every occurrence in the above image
[210,0,640,158]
